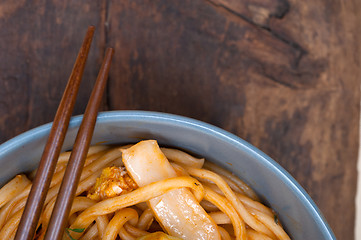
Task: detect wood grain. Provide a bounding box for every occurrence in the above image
[106,1,360,239]
[0,0,360,239]
[0,0,106,143]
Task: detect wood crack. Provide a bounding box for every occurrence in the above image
[101,0,112,110]
[105,0,111,110]
[261,26,306,69]
[204,0,306,69]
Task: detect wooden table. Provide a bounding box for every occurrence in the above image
[0,0,359,239]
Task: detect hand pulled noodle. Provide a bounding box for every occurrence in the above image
[0,140,290,240]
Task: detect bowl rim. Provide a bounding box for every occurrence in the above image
[0,110,336,239]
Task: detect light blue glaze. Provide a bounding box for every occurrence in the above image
[0,111,336,239]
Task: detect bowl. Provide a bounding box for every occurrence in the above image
[0,110,335,239]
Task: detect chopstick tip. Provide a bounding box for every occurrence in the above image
[87,25,96,34]
[106,48,115,54]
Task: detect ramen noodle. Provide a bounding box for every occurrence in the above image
[0,140,290,240]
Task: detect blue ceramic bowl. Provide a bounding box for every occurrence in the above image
[0,111,335,239]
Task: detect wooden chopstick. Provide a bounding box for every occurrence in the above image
[14,26,95,240]
[44,48,114,240]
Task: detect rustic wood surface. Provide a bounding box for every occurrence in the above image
[0,0,359,239]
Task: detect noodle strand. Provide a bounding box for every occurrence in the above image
[0,143,291,240]
[69,176,204,239]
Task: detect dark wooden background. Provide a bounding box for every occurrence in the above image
[0,0,360,239]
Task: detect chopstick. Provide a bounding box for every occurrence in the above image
[15,26,95,240]
[44,48,114,240]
